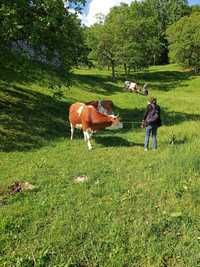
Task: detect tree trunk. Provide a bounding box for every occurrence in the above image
[111,61,116,81]
[124,63,128,80]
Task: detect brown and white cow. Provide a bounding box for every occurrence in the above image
[85,100,114,115]
[69,102,123,150]
[124,81,143,93]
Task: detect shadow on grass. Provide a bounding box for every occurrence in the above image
[114,105,200,131]
[94,136,143,147]
[73,69,194,95]
[0,53,69,88]
[1,82,199,152]
[119,70,194,92]
[0,82,71,152]
[1,62,199,152]
[71,73,122,95]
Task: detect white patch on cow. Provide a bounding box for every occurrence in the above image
[84,131,92,150]
[75,124,82,129]
[124,81,138,91]
[106,122,123,130]
[70,123,74,140]
[108,114,116,118]
[124,81,130,86]
[129,82,137,90]
[97,100,108,114]
[77,104,85,116]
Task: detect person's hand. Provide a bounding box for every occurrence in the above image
[140,120,145,128]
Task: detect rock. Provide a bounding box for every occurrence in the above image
[74,175,88,183]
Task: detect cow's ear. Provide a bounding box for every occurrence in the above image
[116,114,121,120]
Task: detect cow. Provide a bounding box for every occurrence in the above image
[69,102,123,150]
[124,81,143,93]
[124,81,138,92]
[85,100,114,115]
[124,81,148,95]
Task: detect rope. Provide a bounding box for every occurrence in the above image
[122,121,142,124]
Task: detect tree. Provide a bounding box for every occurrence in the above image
[85,0,192,79]
[166,12,200,73]
[0,0,87,70]
[85,23,104,66]
[143,0,190,64]
[190,4,200,14]
[86,3,161,79]
[123,2,161,73]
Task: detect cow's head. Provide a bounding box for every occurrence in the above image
[107,115,123,130]
[124,81,130,90]
[99,100,114,115]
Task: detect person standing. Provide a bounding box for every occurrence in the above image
[143,83,149,96]
[141,97,162,151]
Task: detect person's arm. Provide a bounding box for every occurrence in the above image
[143,104,151,121]
[140,105,150,128]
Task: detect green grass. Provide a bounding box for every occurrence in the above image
[0,59,200,267]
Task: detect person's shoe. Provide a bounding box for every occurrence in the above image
[144,148,148,151]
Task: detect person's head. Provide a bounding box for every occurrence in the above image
[148,96,157,104]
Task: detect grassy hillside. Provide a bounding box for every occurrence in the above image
[0,59,200,267]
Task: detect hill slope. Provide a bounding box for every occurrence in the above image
[0,61,200,267]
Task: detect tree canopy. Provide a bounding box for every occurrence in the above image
[85,0,196,78]
[0,0,87,70]
[167,12,200,73]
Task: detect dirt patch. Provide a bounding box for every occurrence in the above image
[8,181,36,194]
[0,181,37,206]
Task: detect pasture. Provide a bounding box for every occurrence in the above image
[0,61,200,267]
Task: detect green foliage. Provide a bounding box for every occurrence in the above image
[141,0,190,64]
[148,0,190,29]
[191,4,200,13]
[85,3,161,79]
[85,0,191,78]
[123,2,161,70]
[167,12,200,72]
[85,23,104,65]
[0,0,87,70]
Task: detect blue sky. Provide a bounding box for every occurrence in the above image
[189,0,200,4]
[81,0,200,26]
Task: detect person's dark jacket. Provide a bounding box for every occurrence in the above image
[143,103,162,127]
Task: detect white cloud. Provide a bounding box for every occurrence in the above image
[81,0,133,26]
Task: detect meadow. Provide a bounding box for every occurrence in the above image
[0,59,200,267]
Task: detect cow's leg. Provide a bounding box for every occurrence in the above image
[70,123,74,140]
[84,131,92,150]
[83,131,87,141]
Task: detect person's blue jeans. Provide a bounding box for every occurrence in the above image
[144,125,158,150]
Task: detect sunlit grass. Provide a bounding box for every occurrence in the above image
[0,61,200,266]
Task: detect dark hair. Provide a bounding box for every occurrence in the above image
[148,96,157,104]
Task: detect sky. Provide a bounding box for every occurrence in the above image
[80,0,200,26]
